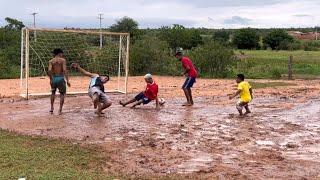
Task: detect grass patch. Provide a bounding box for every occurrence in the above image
[235,50,320,79]
[0,130,116,180]
[249,81,297,89]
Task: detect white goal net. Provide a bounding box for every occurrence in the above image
[20,28,130,99]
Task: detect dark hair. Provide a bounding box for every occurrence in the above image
[237,74,245,81]
[101,74,110,81]
[52,48,63,56]
[175,51,182,56]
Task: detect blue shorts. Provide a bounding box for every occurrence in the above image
[51,75,66,94]
[135,92,151,104]
[182,77,196,89]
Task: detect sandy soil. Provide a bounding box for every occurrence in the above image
[0,76,320,179]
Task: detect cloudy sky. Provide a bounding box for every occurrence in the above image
[0,0,319,29]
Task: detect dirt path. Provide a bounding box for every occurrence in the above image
[0,77,320,178]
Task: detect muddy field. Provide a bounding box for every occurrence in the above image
[0,76,320,179]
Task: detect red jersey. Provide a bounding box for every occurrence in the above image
[181,57,197,78]
[144,81,158,100]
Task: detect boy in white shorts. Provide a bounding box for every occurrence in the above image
[71,63,112,116]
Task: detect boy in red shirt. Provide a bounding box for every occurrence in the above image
[175,51,198,106]
[120,74,160,109]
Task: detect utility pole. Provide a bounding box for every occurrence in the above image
[98,13,103,49]
[31,12,38,41]
[316,26,318,41]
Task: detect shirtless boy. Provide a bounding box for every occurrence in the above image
[48,48,70,115]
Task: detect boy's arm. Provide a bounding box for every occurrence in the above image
[72,63,97,77]
[48,61,53,79]
[249,88,253,99]
[229,90,241,100]
[182,65,190,76]
[62,59,70,87]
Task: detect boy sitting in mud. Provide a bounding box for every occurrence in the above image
[229,74,253,116]
[71,62,112,116]
[48,48,71,115]
[120,74,160,109]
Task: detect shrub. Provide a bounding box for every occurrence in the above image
[130,35,178,76]
[189,40,235,78]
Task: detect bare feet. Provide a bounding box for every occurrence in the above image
[95,110,102,117]
[244,111,251,115]
[182,103,192,106]
[119,101,126,107]
[58,109,62,115]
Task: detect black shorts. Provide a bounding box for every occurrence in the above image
[135,92,151,104]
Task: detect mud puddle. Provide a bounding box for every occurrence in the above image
[0,95,320,178]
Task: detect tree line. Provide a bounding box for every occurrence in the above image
[0,16,319,79]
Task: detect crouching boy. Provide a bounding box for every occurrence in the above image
[71,62,112,116]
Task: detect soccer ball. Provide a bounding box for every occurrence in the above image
[159,98,166,105]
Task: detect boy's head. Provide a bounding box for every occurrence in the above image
[100,75,110,83]
[175,51,183,61]
[236,74,245,83]
[53,48,64,58]
[144,73,153,83]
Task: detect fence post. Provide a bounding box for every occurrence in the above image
[288,55,293,80]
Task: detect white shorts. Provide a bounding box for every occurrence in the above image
[236,100,250,111]
[88,86,109,103]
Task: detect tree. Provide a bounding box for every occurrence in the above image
[233,28,260,49]
[109,16,141,41]
[213,30,230,43]
[4,17,25,30]
[264,29,294,50]
[159,24,202,50]
[189,41,235,78]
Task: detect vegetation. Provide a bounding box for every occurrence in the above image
[189,40,235,78]
[158,24,202,49]
[264,29,294,50]
[0,16,320,80]
[236,50,320,79]
[249,81,297,89]
[233,28,260,49]
[0,130,116,179]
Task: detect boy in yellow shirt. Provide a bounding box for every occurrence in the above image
[229,74,253,116]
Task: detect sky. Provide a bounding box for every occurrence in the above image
[0,0,319,29]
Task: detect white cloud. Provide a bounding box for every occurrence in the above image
[0,0,319,28]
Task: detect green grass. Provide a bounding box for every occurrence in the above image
[0,130,116,180]
[235,50,320,79]
[249,81,297,89]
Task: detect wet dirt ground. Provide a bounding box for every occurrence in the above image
[0,77,320,179]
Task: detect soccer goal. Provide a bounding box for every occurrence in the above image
[20,28,130,99]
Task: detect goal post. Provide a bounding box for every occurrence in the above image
[20,28,130,99]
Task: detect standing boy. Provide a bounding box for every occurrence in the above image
[48,48,70,115]
[120,74,160,109]
[175,51,198,106]
[71,62,112,116]
[229,74,253,116]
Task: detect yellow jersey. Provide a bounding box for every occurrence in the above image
[237,81,252,103]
